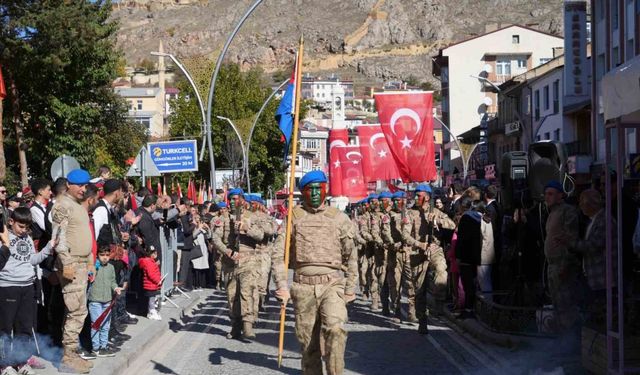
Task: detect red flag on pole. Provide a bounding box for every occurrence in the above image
[328,129,349,197]
[177,183,183,199]
[157,182,162,196]
[186,179,193,201]
[146,178,152,192]
[335,145,368,199]
[0,65,6,100]
[374,92,437,182]
[357,124,401,182]
[171,180,175,195]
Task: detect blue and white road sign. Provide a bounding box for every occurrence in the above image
[148,140,198,173]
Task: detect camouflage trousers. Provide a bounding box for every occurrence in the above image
[387,249,415,315]
[547,260,581,332]
[366,246,387,303]
[226,255,260,324]
[411,245,447,320]
[58,260,89,352]
[357,247,368,295]
[291,278,348,375]
[254,250,272,314]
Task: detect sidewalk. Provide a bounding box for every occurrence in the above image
[36,290,202,375]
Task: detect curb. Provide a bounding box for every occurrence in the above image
[102,292,202,375]
[440,307,522,349]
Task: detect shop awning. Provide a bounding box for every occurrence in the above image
[602,54,640,121]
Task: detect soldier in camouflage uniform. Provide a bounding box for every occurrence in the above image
[408,184,455,334]
[543,181,580,332]
[365,194,388,312]
[382,191,417,322]
[272,171,357,375]
[210,188,271,339]
[249,195,277,313]
[352,200,370,299]
[51,169,94,374]
[211,202,233,290]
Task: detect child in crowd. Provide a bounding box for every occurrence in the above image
[88,246,122,358]
[0,208,56,375]
[138,246,162,320]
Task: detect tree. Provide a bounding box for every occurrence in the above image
[0,0,146,181]
[169,61,286,193]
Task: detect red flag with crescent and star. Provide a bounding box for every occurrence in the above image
[335,145,368,198]
[328,129,349,197]
[357,124,401,182]
[374,92,437,182]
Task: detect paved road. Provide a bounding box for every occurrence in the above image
[121,288,574,375]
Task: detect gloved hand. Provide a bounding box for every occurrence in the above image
[61,263,76,282]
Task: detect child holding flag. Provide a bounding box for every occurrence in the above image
[88,246,122,357]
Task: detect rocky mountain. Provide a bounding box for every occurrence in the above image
[113,0,565,87]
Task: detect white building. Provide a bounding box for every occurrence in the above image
[432,24,563,172]
[301,76,354,106]
[115,87,166,137]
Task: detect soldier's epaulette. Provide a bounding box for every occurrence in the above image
[323,206,340,218]
[214,219,223,227]
[381,214,390,224]
[292,206,306,219]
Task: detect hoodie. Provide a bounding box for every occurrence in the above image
[0,231,52,287]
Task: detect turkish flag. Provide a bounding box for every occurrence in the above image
[0,65,6,100]
[328,129,349,197]
[357,124,401,182]
[375,92,437,182]
[335,145,368,198]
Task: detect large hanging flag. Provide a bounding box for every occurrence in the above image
[335,145,368,198]
[357,124,401,182]
[275,53,298,156]
[328,129,349,197]
[375,91,437,182]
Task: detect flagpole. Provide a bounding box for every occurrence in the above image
[278,35,304,368]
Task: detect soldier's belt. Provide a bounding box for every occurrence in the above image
[70,255,90,261]
[293,271,342,285]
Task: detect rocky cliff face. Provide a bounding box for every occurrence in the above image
[113,0,565,85]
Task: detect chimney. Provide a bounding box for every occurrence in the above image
[563,0,588,98]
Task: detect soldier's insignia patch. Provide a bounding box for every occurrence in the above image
[382,215,390,223]
[214,220,222,227]
[402,217,410,224]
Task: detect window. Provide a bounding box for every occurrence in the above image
[134,117,151,129]
[543,85,550,110]
[554,129,560,141]
[516,58,527,68]
[136,100,143,110]
[512,35,520,44]
[613,46,620,66]
[128,100,133,110]
[552,80,559,113]
[496,60,511,75]
[534,90,540,120]
[536,135,541,142]
[544,132,550,140]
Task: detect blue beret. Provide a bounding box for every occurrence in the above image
[298,170,327,189]
[228,188,244,198]
[544,180,564,193]
[216,202,227,208]
[392,191,406,199]
[67,169,91,185]
[379,191,393,199]
[415,184,432,194]
[367,194,378,202]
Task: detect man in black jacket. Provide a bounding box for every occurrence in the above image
[177,198,195,290]
[136,195,162,256]
[484,185,503,289]
[455,198,482,316]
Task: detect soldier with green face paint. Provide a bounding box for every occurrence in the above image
[272,170,357,375]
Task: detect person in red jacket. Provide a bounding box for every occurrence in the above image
[138,246,162,320]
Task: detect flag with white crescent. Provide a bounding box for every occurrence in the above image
[357,124,401,182]
[328,129,349,197]
[374,92,437,182]
[335,145,368,198]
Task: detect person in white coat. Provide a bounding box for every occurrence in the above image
[191,213,211,290]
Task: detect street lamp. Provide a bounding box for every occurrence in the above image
[151,51,217,191]
[470,74,502,92]
[216,116,248,191]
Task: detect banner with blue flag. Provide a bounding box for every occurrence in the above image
[275,54,297,157]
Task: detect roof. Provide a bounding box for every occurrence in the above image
[439,24,562,52]
[115,87,161,97]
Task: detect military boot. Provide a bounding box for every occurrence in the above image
[226,321,242,339]
[59,349,91,374]
[242,321,256,339]
[371,295,380,311]
[418,317,429,335]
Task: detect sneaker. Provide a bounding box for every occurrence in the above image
[147,311,161,321]
[16,364,36,375]
[77,348,97,360]
[26,357,45,370]
[1,367,19,375]
[93,348,116,358]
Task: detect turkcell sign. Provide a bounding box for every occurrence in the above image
[148,140,198,173]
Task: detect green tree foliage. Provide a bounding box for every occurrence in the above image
[169,62,286,193]
[0,0,146,179]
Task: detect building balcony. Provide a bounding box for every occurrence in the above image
[565,140,590,156]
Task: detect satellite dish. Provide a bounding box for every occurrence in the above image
[483,97,494,106]
[482,64,493,73]
[50,155,81,181]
